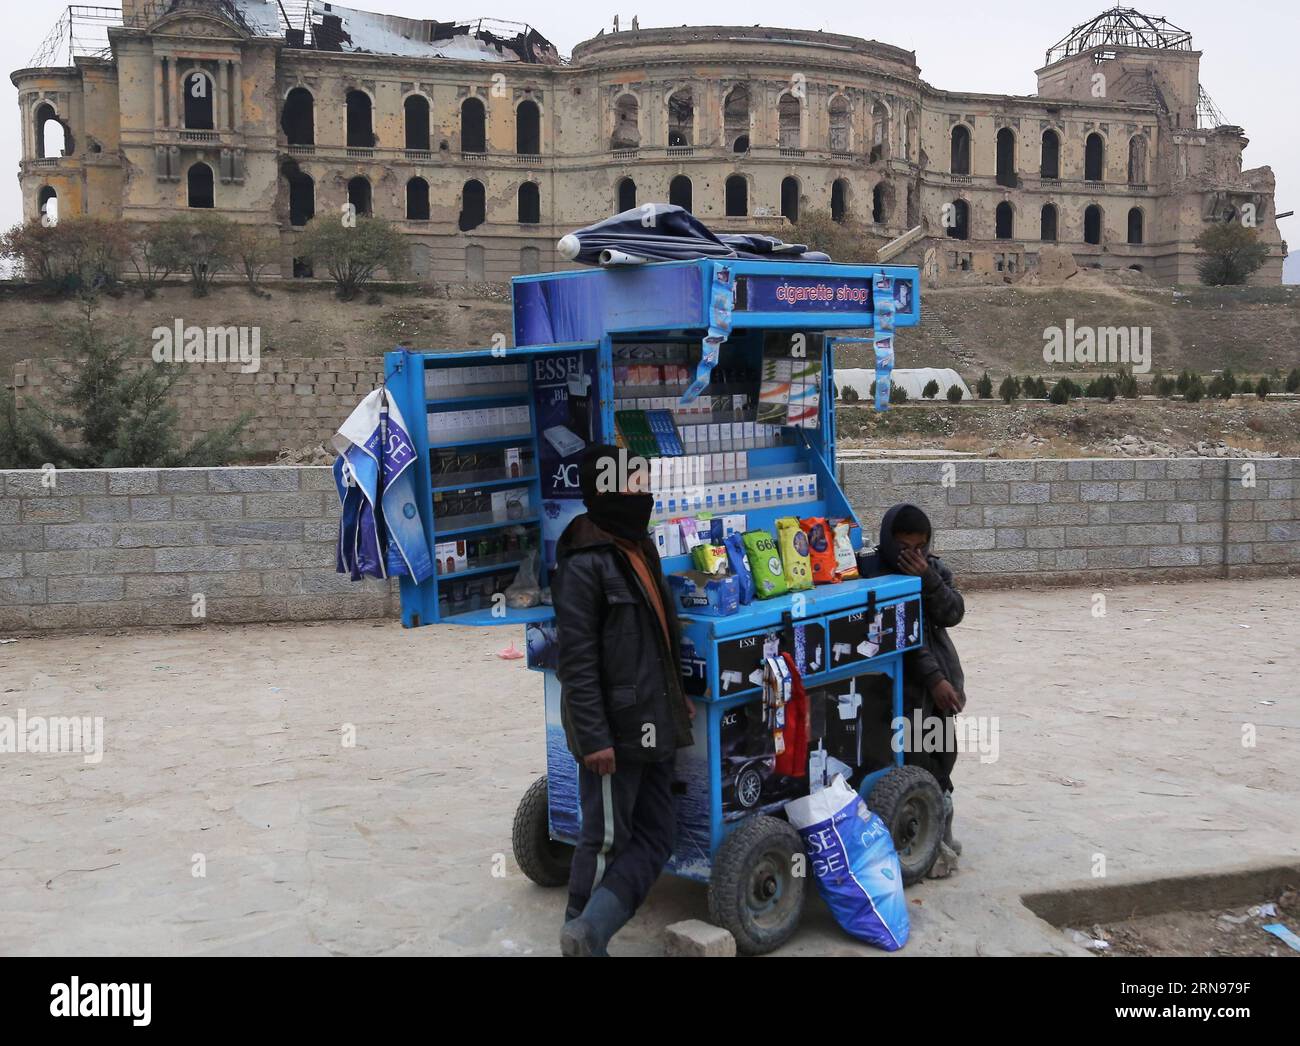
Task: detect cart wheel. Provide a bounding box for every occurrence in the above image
[707,815,806,955]
[865,765,944,886]
[512,775,574,888]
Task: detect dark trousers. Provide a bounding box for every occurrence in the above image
[903,687,958,793]
[567,756,676,919]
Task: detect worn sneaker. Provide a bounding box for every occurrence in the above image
[943,791,962,856]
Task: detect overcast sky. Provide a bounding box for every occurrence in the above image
[2,0,1295,277]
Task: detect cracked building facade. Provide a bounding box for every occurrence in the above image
[11,1,1288,284]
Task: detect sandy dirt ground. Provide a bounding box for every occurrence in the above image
[1,578,1297,957]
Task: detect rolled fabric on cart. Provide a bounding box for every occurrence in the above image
[785,776,910,951]
[333,388,434,584]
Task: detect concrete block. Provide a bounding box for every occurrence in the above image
[995,528,1027,548]
[6,470,106,497]
[1134,460,1168,479]
[209,521,305,545]
[1149,546,1200,567]
[81,497,132,522]
[1032,460,1068,481]
[115,522,207,548]
[48,576,126,603]
[20,499,82,524]
[1079,482,1118,503]
[982,506,1037,526]
[1092,460,1135,480]
[159,469,212,493]
[208,468,301,493]
[1115,481,1147,502]
[154,547,242,573]
[1144,481,1176,500]
[936,528,996,550]
[1025,526,1065,549]
[970,483,1009,505]
[1065,460,1094,480]
[129,496,173,521]
[1,578,49,606]
[1010,482,1050,504]
[1037,504,1088,525]
[43,524,113,550]
[1085,547,1145,569]
[172,495,245,521]
[108,470,160,495]
[664,920,736,958]
[1180,523,1223,544]
[244,493,324,520]
[1124,524,1181,545]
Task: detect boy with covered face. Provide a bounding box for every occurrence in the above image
[860,503,966,857]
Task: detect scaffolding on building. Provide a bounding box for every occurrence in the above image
[1045,6,1193,65]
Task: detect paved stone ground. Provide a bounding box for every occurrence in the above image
[1,578,1297,956]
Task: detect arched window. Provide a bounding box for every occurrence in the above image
[667,89,694,147]
[995,201,1014,239]
[282,88,314,146]
[184,72,215,131]
[1084,133,1105,182]
[285,166,314,227]
[724,85,750,152]
[407,177,430,221]
[872,182,893,225]
[1040,129,1060,179]
[518,182,540,224]
[35,103,67,159]
[461,97,486,153]
[1040,203,1058,242]
[1127,207,1144,245]
[829,95,851,153]
[616,177,636,213]
[725,175,748,217]
[611,94,639,149]
[460,179,485,230]
[1127,135,1148,185]
[669,175,692,211]
[946,199,969,240]
[346,90,374,148]
[404,95,430,151]
[831,179,849,223]
[516,100,540,155]
[347,176,372,217]
[870,102,889,163]
[37,186,58,225]
[996,128,1016,188]
[950,125,971,175]
[781,177,799,222]
[777,94,801,149]
[187,163,215,209]
[1084,204,1103,244]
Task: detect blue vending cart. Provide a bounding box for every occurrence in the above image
[385,259,943,954]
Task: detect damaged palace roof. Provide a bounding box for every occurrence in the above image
[305,2,560,63]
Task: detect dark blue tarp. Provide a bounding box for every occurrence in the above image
[557,204,831,266]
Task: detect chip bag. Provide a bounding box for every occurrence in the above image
[692,543,728,576]
[801,517,839,584]
[742,530,788,599]
[777,517,813,592]
[724,532,756,604]
[833,520,860,580]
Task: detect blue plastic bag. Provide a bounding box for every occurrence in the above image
[785,776,909,951]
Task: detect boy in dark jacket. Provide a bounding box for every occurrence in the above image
[860,503,965,855]
[553,445,695,956]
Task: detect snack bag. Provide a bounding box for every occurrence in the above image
[833,520,860,580]
[801,517,839,584]
[723,532,756,604]
[692,543,728,576]
[777,517,813,591]
[742,530,788,599]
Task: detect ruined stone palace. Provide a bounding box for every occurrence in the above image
[12,2,1288,284]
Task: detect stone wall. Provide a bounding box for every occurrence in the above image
[841,456,1298,584]
[0,466,395,632]
[1,458,1295,634]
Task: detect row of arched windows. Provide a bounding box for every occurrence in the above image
[944,200,1145,245]
[279,170,541,229]
[281,87,541,154]
[950,125,1149,184]
[613,86,912,158]
[614,174,890,225]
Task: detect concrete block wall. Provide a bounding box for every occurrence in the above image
[1,458,1296,634]
[11,358,386,457]
[0,467,395,632]
[841,457,1299,584]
